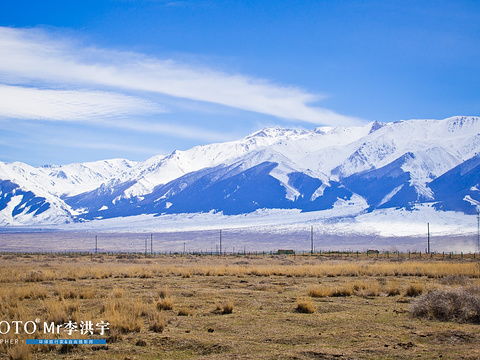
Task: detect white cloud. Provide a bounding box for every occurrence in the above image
[0,84,232,141]
[0,26,362,126]
[0,84,160,121]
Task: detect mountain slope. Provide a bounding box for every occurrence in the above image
[1,116,479,225]
[429,153,480,214]
[0,180,73,225]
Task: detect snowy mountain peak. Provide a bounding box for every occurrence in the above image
[245,127,309,139]
[1,116,479,225]
[369,121,385,133]
[445,116,480,133]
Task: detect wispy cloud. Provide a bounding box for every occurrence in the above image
[0,84,160,121]
[0,26,362,126]
[0,84,232,141]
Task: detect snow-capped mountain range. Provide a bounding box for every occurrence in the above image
[1,116,479,226]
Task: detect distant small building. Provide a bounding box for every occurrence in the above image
[277,249,295,255]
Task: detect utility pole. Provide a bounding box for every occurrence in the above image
[145,237,147,256]
[219,229,222,255]
[310,225,314,255]
[150,233,153,254]
[95,235,98,254]
[427,223,430,254]
[183,242,186,254]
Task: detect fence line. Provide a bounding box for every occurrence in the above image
[1,224,479,256]
[0,249,478,261]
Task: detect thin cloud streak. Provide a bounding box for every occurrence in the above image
[0,84,231,141]
[0,26,362,126]
[0,84,161,121]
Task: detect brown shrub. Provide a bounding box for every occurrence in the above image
[411,286,480,323]
[439,275,470,286]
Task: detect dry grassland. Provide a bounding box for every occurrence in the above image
[0,253,479,360]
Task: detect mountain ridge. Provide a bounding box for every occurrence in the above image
[1,116,479,225]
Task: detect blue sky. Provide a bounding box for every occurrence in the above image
[0,0,479,165]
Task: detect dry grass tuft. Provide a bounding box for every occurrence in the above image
[307,286,329,298]
[405,283,424,297]
[2,259,479,283]
[149,313,167,333]
[216,302,234,315]
[43,299,79,324]
[108,311,142,333]
[13,285,48,300]
[158,287,170,299]
[177,307,193,316]
[24,270,47,282]
[157,297,174,311]
[308,280,406,298]
[111,287,125,298]
[308,285,353,298]
[411,286,480,323]
[352,280,381,297]
[55,286,96,300]
[101,298,145,333]
[295,299,316,314]
[385,281,402,296]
